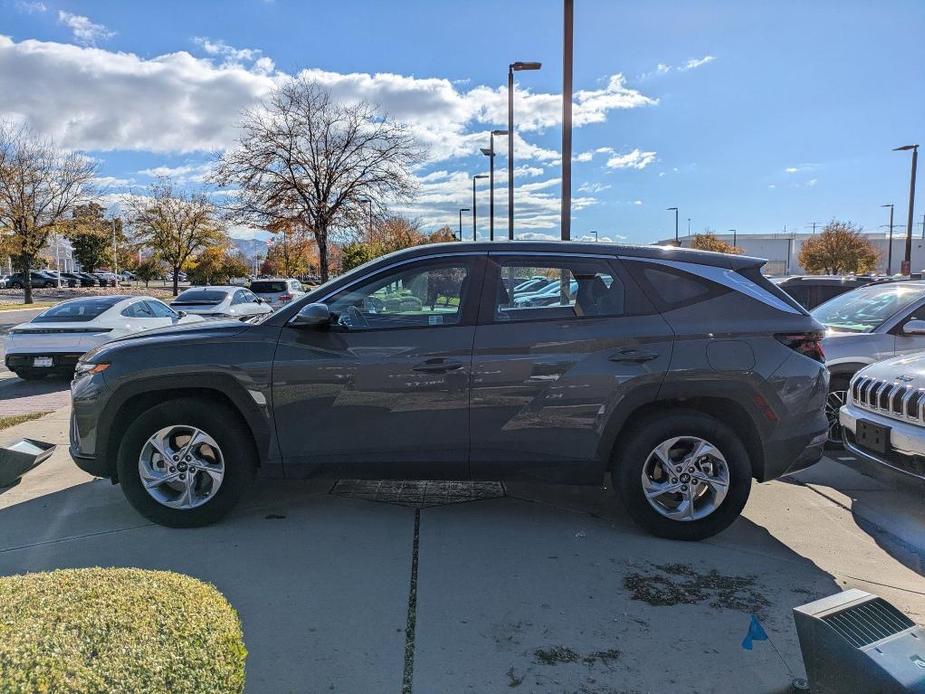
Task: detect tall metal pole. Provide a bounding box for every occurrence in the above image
[489,136,495,241]
[904,146,918,274]
[687,218,691,236]
[472,176,478,242]
[730,229,737,247]
[507,67,514,240]
[560,0,573,241]
[882,204,895,274]
[675,209,679,243]
[458,208,469,241]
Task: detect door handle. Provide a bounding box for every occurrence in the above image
[609,348,659,363]
[412,359,465,373]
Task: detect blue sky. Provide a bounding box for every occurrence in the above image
[1,0,922,244]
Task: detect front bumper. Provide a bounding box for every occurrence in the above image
[839,402,925,485]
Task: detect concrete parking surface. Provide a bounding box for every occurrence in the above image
[0,406,922,693]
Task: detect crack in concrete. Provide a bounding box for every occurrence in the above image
[401,508,421,694]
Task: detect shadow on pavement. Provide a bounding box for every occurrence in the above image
[786,458,925,577]
[0,476,843,693]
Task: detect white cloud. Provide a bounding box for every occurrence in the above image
[137,162,212,183]
[785,167,799,174]
[0,35,656,163]
[605,148,657,170]
[633,199,643,205]
[15,1,46,13]
[806,178,818,187]
[680,55,716,71]
[577,182,611,194]
[94,175,135,188]
[641,55,716,79]
[574,146,614,163]
[57,11,115,46]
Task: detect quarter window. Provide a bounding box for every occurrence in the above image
[328,260,473,330]
[492,257,627,321]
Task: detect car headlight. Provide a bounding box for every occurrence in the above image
[74,361,110,376]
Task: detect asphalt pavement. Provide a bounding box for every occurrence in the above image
[0,306,72,414]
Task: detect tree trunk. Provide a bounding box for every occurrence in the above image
[23,256,33,305]
[317,231,329,283]
[172,267,180,296]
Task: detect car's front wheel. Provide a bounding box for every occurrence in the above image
[117,398,256,527]
[825,376,850,449]
[615,411,752,541]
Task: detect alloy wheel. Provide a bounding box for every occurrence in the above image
[138,425,225,509]
[641,436,730,522]
[825,389,847,445]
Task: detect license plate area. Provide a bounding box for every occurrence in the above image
[856,418,891,455]
[32,357,53,368]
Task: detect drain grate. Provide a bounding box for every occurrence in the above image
[331,479,505,508]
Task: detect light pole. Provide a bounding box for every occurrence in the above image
[481,129,509,241]
[729,229,737,247]
[882,203,895,274]
[458,208,469,241]
[667,207,679,244]
[507,60,542,240]
[687,218,691,236]
[894,144,918,275]
[472,174,488,241]
[561,0,574,240]
[590,230,598,243]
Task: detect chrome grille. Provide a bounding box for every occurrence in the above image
[851,376,925,423]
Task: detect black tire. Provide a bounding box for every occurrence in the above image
[615,410,752,541]
[117,398,256,527]
[14,369,47,381]
[10,282,21,289]
[825,376,850,450]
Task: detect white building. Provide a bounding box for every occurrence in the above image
[656,231,925,276]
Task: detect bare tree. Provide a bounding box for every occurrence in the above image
[211,77,422,282]
[128,179,224,295]
[0,123,96,303]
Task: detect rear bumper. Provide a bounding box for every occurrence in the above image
[760,410,828,481]
[839,403,925,486]
[5,353,82,371]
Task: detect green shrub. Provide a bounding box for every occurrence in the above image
[0,568,247,693]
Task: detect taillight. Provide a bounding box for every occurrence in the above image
[280,294,293,301]
[775,331,825,363]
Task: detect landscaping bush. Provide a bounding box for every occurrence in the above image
[0,567,247,693]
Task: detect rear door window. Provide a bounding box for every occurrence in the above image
[625,262,729,310]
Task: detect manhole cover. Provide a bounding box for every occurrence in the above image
[330,480,505,508]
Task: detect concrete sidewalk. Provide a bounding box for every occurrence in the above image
[0,407,923,693]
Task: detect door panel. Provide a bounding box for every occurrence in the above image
[469,255,673,481]
[272,255,482,477]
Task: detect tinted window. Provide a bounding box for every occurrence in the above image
[640,266,714,306]
[172,289,227,305]
[493,257,627,322]
[33,297,121,322]
[251,281,287,293]
[329,260,472,330]
[146,300,177,318]
[121,301,154,318]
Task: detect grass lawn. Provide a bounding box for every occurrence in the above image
[0,302,54,311]
[0,412,50,430]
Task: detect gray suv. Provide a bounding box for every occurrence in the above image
[69,242,828,540]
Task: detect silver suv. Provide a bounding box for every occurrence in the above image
[250,278,305,310]
[813,281,925,444]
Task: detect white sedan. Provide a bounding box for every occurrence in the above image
[4,295,204,380]
[169,286,273,319]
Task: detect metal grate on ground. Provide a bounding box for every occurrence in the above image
[330,479,505,508]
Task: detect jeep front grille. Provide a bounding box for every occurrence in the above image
[851,376,925,423]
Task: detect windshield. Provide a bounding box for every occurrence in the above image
[32,297,122,322]
[811,284,925,332]
[250,281,287,293]
[171,290,227,306]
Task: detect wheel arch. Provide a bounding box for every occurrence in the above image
[606,396,765,481]
[98,377,272,482]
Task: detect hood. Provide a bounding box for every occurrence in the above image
[83,319,250,362]
[855,352,925,388]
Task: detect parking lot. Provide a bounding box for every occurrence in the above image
[0,339,922,692]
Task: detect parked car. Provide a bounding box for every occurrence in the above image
[120,271,136,282]
[812,281,925,445]
[839,352,925,486]
[73,271,106,287]
[514,278,579,307]
[0,275,9,289]
[61,272,97,288]
[7,271,56,289]
[70,241,828,539]
[5,295,203,380]
[169,286,272,320]
[772,275,891,310]
[92,272,117,287]
[249,278,306,310]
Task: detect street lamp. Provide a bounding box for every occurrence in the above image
[590,230,598,243]
[458,208,470,241]
[481,129,509,241]
[507,60,542,240]
[561,0,573,240]
[472,174,488,241]
[882,203,895,274]
[894,144,919,275]
[729,229,737,247]
[666,207,679,244]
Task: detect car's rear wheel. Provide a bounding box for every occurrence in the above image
[117,398,256,527]
[615,411,752,541]
[825,376,850,449]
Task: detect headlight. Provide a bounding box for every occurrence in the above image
[74,361,110,376]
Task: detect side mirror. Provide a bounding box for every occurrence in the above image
[290,302,332,328]
[176,310,187,319]
[903,319,925,335]
[255,297,264,304]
